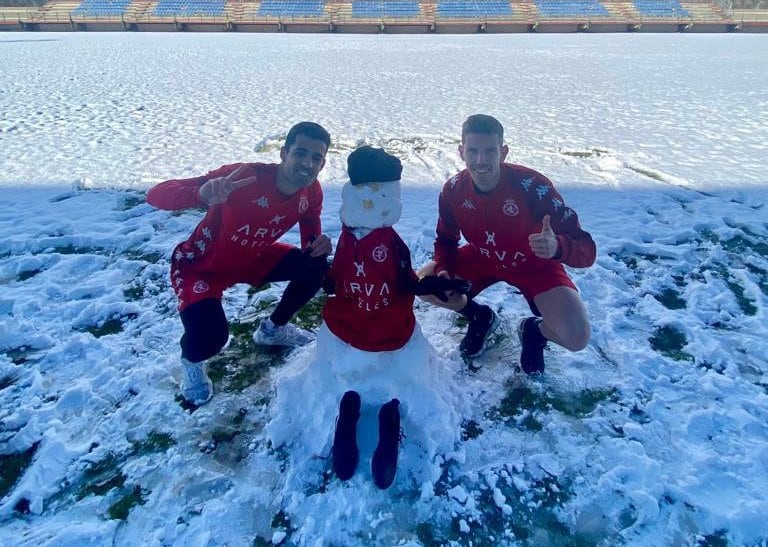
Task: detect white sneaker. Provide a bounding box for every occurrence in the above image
[252,318,315,347]
[181,358,213,405]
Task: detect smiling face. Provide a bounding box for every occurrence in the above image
[277,134,328,195]
[459,132,509,193]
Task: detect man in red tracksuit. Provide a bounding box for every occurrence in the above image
[418,114,596,374]
[146,122,332,406]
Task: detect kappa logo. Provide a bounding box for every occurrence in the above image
[192,280,210,294]
[372,244,388,263]
[503,199,520,216]
[298,196,309,214]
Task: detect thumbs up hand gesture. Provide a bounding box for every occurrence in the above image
[528,214,559,259]
[199,164,257,206]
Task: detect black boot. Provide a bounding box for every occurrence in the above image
[332,390,361,481]
[518,317,547,374]
[460,304,499,358]
[371,398,401,490]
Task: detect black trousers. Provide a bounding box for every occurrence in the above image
[179,250,328,362]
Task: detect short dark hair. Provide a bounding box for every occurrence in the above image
[462,114,504,144]
[284,122,331,152]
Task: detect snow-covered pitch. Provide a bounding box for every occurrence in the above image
[1,32,767,546]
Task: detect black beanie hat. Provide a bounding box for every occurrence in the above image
[347,146,402,186]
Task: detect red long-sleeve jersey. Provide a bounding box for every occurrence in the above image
[146,162,323,274]
[323,226,419,352]
[434,164,596,275]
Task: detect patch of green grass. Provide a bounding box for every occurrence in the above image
[292,294,327,331]
[83,314,139,337]
[107,484,146,521]
[722,235,768,258]
[744,263,768,296]
[549,387,619,418]
[206,321,290,393]
[0,442,39,499]
[122,250,164,263]
[18,269,43,282]
[697,228,720,245]
[650,326,693,362]
[123,284,146,301]
[77,432,175,501]
[625,165,665,182]
[247,283,272,296]
[211,428,241,445]
[494,384,617,428]
[711,265,758,316]
[116,194,144,211]
[6,346,35,365]
[132,432,176,455]
[0,371,21,391]
[497,386,547,418]
[560,148,609,159]
[460,419,483,441]
[697,529,728,547]
[46,244,104,256]
[654,287,686,310]
[77,453,126,500]
[431,471,588,547]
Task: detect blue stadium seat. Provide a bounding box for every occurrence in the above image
[72,0,132,16]
[257,0,326,17]
[436,0,513,18]
[152,0,227,16]
[351,0,420,18]
[533,0,609,17]
[633,0,690,17]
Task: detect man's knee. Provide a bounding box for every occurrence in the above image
[559,320,590,352]
[180,299,229,362]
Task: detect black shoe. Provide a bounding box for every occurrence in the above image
[332,390,361,481]
[371,398,400,490]
[460,305,499,358]
[518,317,547,375]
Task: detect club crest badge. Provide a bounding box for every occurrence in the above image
[372,244,388,263]
[192,280,210,294]
[298,196,309,214]
[503,199,520,217]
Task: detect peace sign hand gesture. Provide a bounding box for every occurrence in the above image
[528,214,559,259]
[199,164,257,206]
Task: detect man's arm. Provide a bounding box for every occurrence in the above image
[528,176,596,268]
[433,188,461,275]
[146,164,252,211]
[299,182,331,257]
[146,176,208,211]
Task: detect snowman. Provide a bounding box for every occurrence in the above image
[267,146,468,491]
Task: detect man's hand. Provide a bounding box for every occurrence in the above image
[305,234,332,257]
[528,214,559,259]
[199,164,257,206]
[415,275,470,302]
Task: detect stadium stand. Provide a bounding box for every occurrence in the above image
[257,0,325,16]
[351,0,420,18]
[72,0,131,15]
[534,0,609,17]
[3,0,767,31]
[152,0,227,16]
[633,0,690,17]
[436,0,513,18]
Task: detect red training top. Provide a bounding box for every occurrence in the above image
[434,163,596,275]
[146,162,323,274]
[323,226,418,352]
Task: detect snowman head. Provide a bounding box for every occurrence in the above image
[340,146,403,232]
